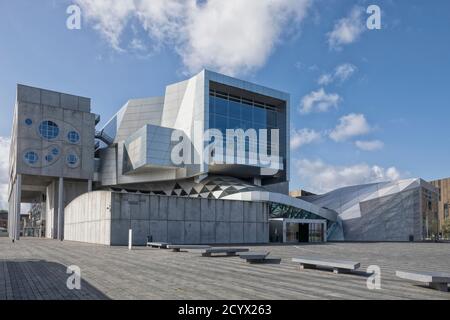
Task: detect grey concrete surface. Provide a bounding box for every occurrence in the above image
[1,238,450,300]
[396,271,450,292]
[64,192,270,246]
[292,257,361,271]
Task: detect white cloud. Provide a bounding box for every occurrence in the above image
[129,38,147,52]
[329,113,371,142]
[291,128,322,150]
[355,140,384,151]
[0,137,10,210]
[327,6,365,50]
[77,0,136,51]
[76,0,312,75]
[317,63,357,86]
[317,73,333,86]
[334,63,357,82]
[300,88,341,114]
[295,158,403,194]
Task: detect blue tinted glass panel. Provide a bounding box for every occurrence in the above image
[67,154,79,165]
[214,115,228,132]
[24,152,39,164]
[209,112,215,128]
[209,96,216,114]
[67,131,80,143]
[45,155,53,162]
[228,118,241,130]
[39,121,59,140]
[52,148,59,156]
[242,121,253,131]
[241,105,253,121]
[214,97,228,116]
[102,117,117,140]
[228,101,241,119]
[25,119,33,126]
[253,107,267,125]
[267,110,277,127]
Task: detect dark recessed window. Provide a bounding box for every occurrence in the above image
[67,154,79,166]
[52,148,59,156]
[25,119,33,126]
[39,121,59,140]
[67,131,80,144]
[45,155,54,162]
[24,151,39,165]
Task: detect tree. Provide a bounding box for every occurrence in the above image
[442,219,450,240]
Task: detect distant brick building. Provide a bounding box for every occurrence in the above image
[0,210,8,229]
[430,178,450,234]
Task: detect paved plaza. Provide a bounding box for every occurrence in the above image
[0,238,449,300]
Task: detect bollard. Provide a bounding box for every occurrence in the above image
[128,229,132,250]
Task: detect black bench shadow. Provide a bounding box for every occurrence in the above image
[247,258,282,265]
[0,260,110,300]
[415,284,449,292]
[299,266,371,277]
[201,255,240,259]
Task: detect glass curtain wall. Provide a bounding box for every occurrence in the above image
[209,90,279,161]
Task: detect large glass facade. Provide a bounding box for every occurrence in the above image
[270,203,326,222]
[209,90,280,157]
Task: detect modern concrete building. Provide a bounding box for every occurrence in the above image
[8,70,339,245]
[301,179,439,242]
[430,177,450,235]
[8,84,96,241]
[8,70,438,245]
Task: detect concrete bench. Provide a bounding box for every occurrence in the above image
[292,257,361,274]
[239,252,271,264]
[147,242,169,249]
[200,248,249,257]
[167,245,211,252]
[396,271,450,292]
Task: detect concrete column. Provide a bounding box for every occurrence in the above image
[57,177,64,241]
[88,180,93,192]
[14,175,22,241]
[8,185,14,240]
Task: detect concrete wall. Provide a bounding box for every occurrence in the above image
[64,191,112,245]
[45,180,90,239]
[343,188,422,242]
[14,85,95,181]
[64,191,269,246]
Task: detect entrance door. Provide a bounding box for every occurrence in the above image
[298,223,309,243]
[286,223,300,243]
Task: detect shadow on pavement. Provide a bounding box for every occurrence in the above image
[0,260,110,300]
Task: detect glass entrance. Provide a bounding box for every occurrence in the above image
[286,223,299,242]
[285,222,325,243]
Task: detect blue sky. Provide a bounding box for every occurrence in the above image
[1,0,449,198]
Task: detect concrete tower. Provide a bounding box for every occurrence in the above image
[8,85,96,240]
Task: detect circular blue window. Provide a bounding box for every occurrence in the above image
[51,148,59,156]
[25,119,33,126]
[39,121,59,140]
[45,155,54,162]
[24,151,39,165]
[67,131,80,144]
[67,154,79,166]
